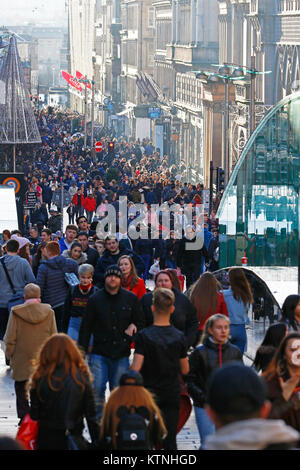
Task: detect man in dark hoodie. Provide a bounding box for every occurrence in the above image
[36,241,78,331]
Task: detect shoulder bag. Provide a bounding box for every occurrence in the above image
[0,257,25,311]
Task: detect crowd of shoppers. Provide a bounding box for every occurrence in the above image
[1,108,300,451]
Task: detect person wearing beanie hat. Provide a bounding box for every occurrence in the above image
[203,363,300,450]
[78,263,144,421]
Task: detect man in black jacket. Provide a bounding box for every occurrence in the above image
[78,265,144,420]
[94,235,145,288]
[177,226,209,288]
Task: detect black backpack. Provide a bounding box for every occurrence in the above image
[116,405,151,450]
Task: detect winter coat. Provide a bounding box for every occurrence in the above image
[140,288,199,347]
[30,366,99,445]
[121,277,147,299]
[83,196,96,212]
[62,249,88,266]
[4,302,57,381]
[203,419,300,450]
[177,236,209,268]
[48,215,62,233]
[36,255,78,308]
[72,193,84,207]
[186,337,243,407]
[78,287,145,359]
[0,255,36,309]
[82,246,99,267]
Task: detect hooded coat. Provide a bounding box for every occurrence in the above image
[203,418,300,450]
[0,255,36,309]
[36,255,78,308]
[4,302,57,381]
[62,249,87,266]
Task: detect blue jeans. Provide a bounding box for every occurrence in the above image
[166,259,177,269]
[194,406,215,449]
[140,254,151,280]
[88,354,129,420]
[230,324,247,355]
[67,317,93,346]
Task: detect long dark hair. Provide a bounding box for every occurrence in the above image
[263,332,300,380]
[190,272,219,323]
[253,323,287,370]
[228,268,253,307]
[280,295,300,330]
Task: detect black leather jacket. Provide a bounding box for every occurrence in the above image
[30,366,99,444]
[186,337,243,407]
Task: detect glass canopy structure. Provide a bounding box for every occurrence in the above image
[217,91,300,268]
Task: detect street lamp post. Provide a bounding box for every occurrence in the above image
[196,64,246,186]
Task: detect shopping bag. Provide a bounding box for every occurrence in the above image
[16,414,39,450]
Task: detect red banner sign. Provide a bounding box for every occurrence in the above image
[61,71,82,92]
[76,70,92,89]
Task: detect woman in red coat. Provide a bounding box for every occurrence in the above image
[189,272,228,345]
[72,189,85,218]
[118,255,147,299]
[83,193,96,224]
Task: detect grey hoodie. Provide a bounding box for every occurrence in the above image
[203,419,300,450]
[0,255,36,308]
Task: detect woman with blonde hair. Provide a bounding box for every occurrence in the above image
[118,255,146,299]
[223,267,253,354]
[186,314,243,448]
[99,370,166,450]
[27,333,99,450]
[189,272,228,345]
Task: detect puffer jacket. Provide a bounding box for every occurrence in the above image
[186,337,243,407]
[30,367,99,445]
[36,255,78,308]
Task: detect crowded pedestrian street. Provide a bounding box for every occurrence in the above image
[2,0,300,457]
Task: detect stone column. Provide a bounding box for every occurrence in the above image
[196,0,203,43]
[176,0,181,44]
[172,0,177,43]
[190,0,196,44]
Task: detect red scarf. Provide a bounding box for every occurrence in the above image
[79,283,93,292]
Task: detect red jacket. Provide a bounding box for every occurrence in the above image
[83,196,96,212]
[72,193,85,207]
[198,292,229,330]
[123,278,147,299]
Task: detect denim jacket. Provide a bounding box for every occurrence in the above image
[223,288,250,325]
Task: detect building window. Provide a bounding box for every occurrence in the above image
[148,7,155,28]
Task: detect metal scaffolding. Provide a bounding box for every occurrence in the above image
[0,35,41,171]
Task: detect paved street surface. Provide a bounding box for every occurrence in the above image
[0,317,266,450]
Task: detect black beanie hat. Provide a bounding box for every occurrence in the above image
[104,264,122,280]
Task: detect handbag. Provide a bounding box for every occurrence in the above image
[64,272,80,287]
[16,414,39,450]
[0,257,25,311]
